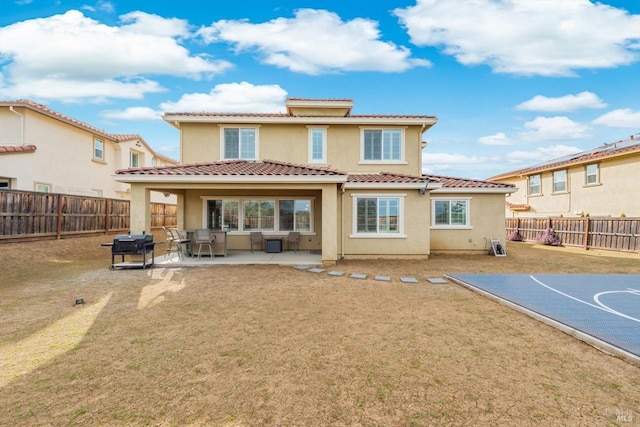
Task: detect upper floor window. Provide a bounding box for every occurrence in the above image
[223,127,257,160]
[529,174,541,196]
[94,138,104,160]
[432,198,470,228]
[308,127,327,164]
[362,129,403,162]
[585,163,599,185]
[553,170,567,193]
[353,196,402,235]
[130,151,140,168]
[151,157,158,166]
[0,178,10,189]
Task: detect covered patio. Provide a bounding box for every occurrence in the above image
[154,249,323,267]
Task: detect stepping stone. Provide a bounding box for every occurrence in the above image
[400,277,419,283]
[328,270,345,276]
[350,273,367,280]
[294,265,311,270]
[374,275,391,282]
[308,268,326,274]
[427,277,448,284]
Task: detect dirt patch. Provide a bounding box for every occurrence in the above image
[0,235,638,425]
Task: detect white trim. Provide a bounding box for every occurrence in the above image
[219,125,260,160]
[430,197,471,228]
[359,127,406,163]
[351,194,405,237]
[307,126,328,164]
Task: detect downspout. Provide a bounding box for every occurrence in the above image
[340,182,346,260]
[9,106,25,146]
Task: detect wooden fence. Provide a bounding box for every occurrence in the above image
[0,189,176,241]
[506,217,640,253]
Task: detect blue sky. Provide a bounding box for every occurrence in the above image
[1,0,639,179]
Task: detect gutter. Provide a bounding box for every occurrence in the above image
[9,106,25,146]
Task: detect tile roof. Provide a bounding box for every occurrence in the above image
[286,97,353,102]
[162,111,436,119]
[348,172,429,184]
[423,173,515,189]
[506,201,531,211]
[116,159,347,176]
[488,135,640,180]
[0,145,37,154]
[0,99,114,139]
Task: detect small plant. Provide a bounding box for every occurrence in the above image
[507,230,523,241]
[620,213,626,218]
[537,227,562,246]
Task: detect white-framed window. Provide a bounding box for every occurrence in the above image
[94,138,104,160]
[130,150,140,167]
[151,157,158,166]
[308,127,327,164]
[553,169,567,193]
[222,127,258,160]
[585,163,599,185]
[431,198,471,228]
[0,178,9,189]
[529,174,541,196]
[352,195,404,237]
[206,197,314,233]
[361,128,403,162]
[35,182,51,193]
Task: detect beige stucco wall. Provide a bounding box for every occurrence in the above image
[498,154,640,218]
[429,192,507,253]
[0,106,175,204]
[179,122,425,176]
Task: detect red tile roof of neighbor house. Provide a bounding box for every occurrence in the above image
[488,135,640,181]
[423,173,515,189]
[506,201,531,211]
[0,145,37,154]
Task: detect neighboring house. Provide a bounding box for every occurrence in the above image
[0,99,178,203]
[489,135,640,218]
[115,98,514,264]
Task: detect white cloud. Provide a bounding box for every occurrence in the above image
[100,107,162,120]
[82,1,115,13]
[197,8,430,75]
[518,116,591,142]
[395,0,640,76]
[504,145,582,165]
[516,91,607,112]
[478,132,513,146]
[593,109,640,128]
[0,10,232,101]
[159,82,288,113]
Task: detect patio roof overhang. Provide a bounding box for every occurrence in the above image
[113,174,348,184]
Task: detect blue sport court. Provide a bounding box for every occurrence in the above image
[445,274,640,365]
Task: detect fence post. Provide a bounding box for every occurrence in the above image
[583,217,590,250]
[56,194,63,240]
[104,199,111,234]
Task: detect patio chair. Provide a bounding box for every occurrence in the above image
[162,226,175,253]
[169,228,191,260]
[194,228,215,259]
[249,231,263,253]
[287,231,300,252]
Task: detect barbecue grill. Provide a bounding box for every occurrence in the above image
[102,233,156,270]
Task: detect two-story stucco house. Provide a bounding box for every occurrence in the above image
[115,98,514,265]
[0,99,177,203]
[489,135,640,218]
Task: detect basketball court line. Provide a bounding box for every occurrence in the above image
[445,274,640,366]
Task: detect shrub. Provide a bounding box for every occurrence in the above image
[537,227,562,246]
[507,230,523,241]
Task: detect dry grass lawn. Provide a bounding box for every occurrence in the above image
[0,233,639,426]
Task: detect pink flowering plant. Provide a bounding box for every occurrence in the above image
[537,227,562,246]
[507,230,523,241]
